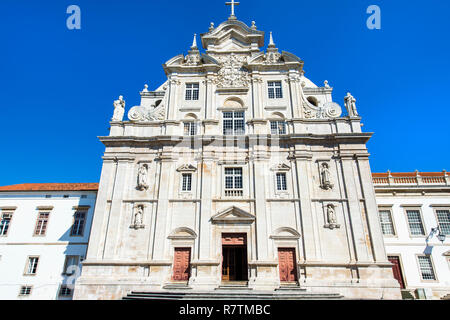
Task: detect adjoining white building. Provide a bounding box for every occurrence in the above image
[0,183,97,300]
[374,171,450,300]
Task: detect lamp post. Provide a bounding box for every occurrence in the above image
[426,226,446,244]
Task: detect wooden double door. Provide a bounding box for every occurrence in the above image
[278,248,297,282]
[221,233,248,281]
[172,248,191,281]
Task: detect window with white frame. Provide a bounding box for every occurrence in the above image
[224,168,243,196]
[184,122,197,136]
[19,286,32,296]
[185,83,199,100]
[378,209,395,236]
[71,211,87,236]
[268,81,282,99]
[59,285,73,297]
[0,212,12,236]
[181,173,192,192]
[63,255,80,275]
[418,255,436,280]
[276,173,287,191]
[25,257,39,275]
[270,121,286,135]
[436,209,450,235]
[223,111,245,135]
[406,210,425,236]
[34,212,50,236]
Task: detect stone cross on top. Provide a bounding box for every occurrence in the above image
[226,0,240,18]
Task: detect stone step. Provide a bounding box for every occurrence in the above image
[123,290,344,300]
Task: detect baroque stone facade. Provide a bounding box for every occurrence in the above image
[74,12,401,299]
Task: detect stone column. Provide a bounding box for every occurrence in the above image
[340,154,371,262]
[102,157,133,260]
[292,151,318,261]
[357,156,388,262]
[84,157,118,260]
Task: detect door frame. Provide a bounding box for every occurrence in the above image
[387,254,407,289]
[221,233,249,282]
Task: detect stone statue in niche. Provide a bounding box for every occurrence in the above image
[131,205,145,229]
[137,164,149,191]
[324,204,340,229]
[344,92,358,117]
[320,163,333,190]
[112,95,125,121]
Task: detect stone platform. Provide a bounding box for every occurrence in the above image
[122,288,344,300]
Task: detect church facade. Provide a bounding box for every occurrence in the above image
[74,11,401,299]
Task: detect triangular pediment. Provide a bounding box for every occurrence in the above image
[211,206,255,224]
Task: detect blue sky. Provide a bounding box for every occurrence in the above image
[0,0,449,185]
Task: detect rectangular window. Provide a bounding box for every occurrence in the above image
[184,122,197,136]
[224,168,243,196]
[223,111,245,135]
[19,286,32,296]
[270,121,286,135]
[185,83,199,100]
[436,209,450,235]
[63,255,80,275]
[25,257,39,275]
[59,285,73,297]
[418,256,436,280]
[268,81,283,99]
[71,211,87,236]
[379,210,395,236]
[0,212,12,236]
[34,212,50,236]
[182,173,192,192]
[406,210,425,236]
[276,173,287,191]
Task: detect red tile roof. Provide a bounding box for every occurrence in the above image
[0,183,99,192]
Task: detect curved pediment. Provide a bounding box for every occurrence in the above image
[168,227,197,240]
[270,227,301,240]
[211,206,255,224]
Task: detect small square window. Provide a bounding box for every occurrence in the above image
[185,83,199,101]
[268,81,283,99]
[19,286,32,296]
[184,122,197,136]
[59,285,73,297]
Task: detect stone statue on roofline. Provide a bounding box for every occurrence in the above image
[344,92,358,117]
[112,95,125,121]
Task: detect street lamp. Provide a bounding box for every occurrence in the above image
[426,226,446,244]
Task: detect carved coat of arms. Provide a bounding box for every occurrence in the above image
[215,53,250,88]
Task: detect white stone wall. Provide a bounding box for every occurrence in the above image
[0,191,96,300]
